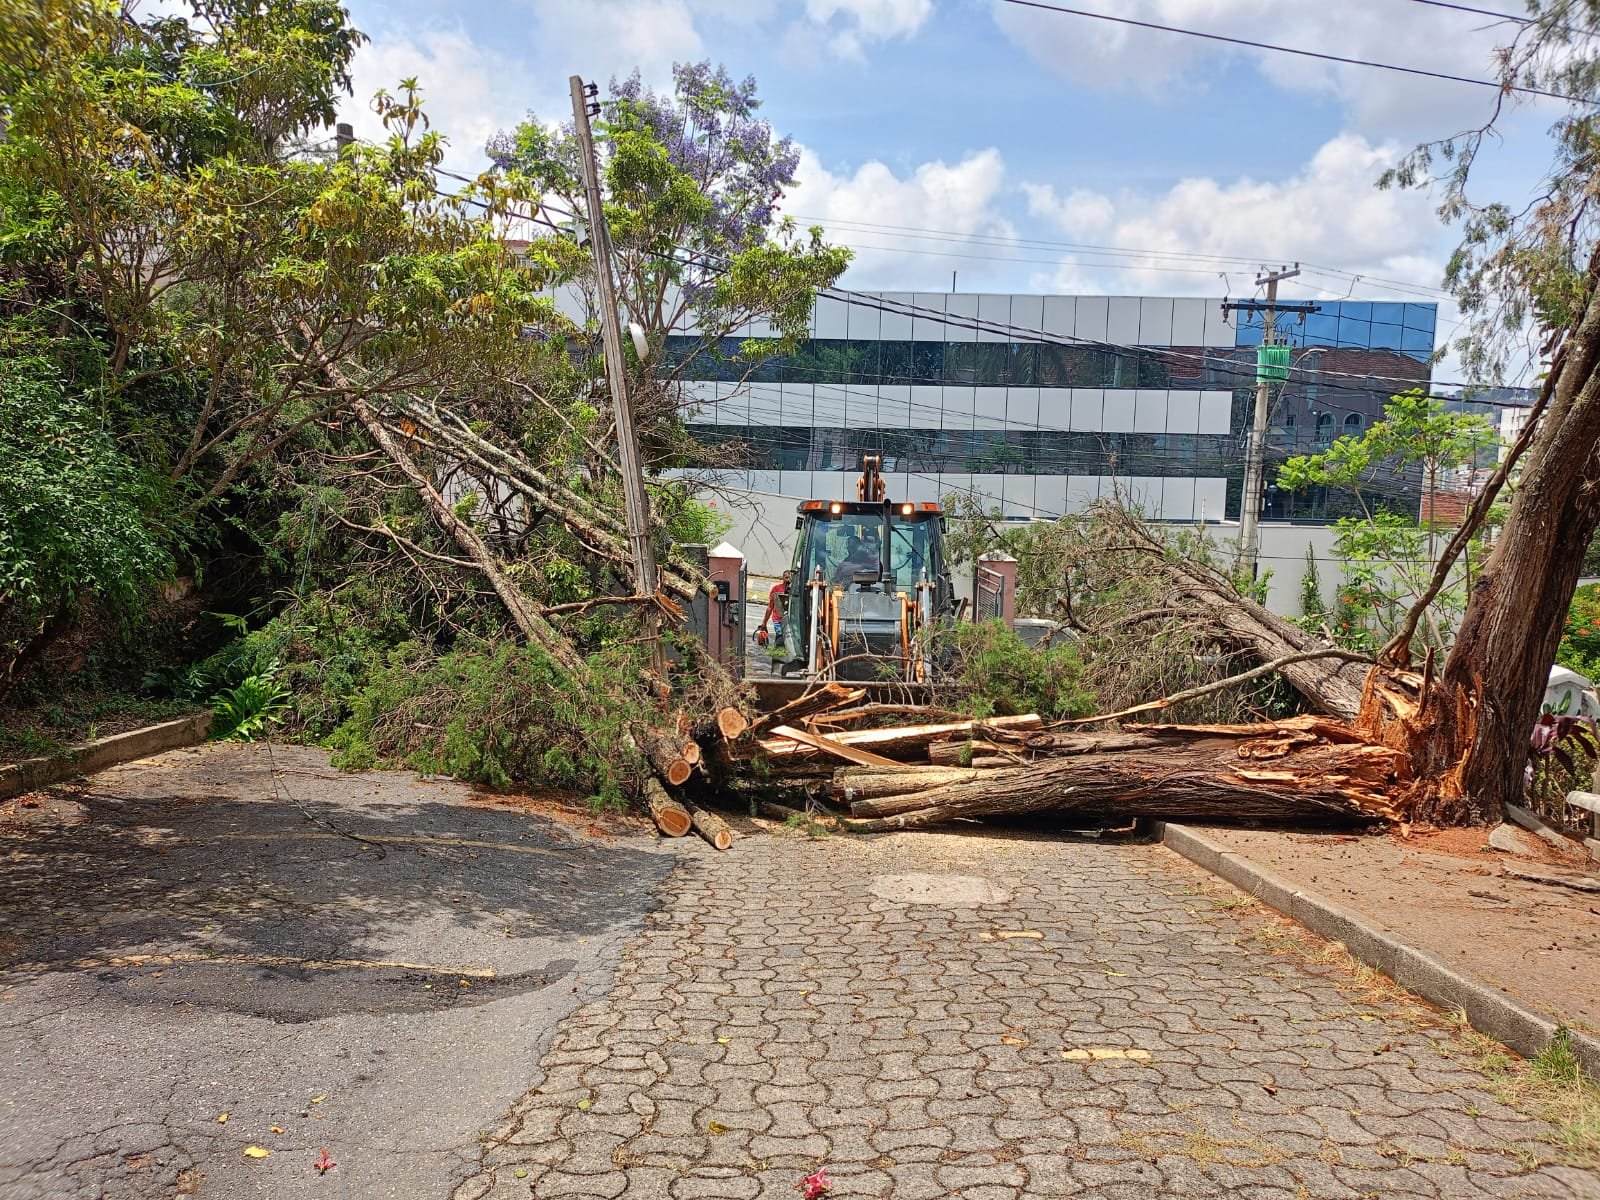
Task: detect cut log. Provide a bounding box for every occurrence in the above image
[833,765,985,804]
[767,724,903,768]
[839,733,1403,832]
[636,727,693,787]
[928,740,1006,766]
[689,805,734,850]
[717,706,749,740]
[644,778,692,837]
[757,714,1043,764]
[745,683,865,741]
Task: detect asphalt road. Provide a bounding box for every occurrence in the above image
[0,744,673,1199]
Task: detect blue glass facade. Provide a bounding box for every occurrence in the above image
[676,293,1438,522]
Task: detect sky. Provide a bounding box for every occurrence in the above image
[334,0,1571,385]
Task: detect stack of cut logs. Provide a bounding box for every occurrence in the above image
[643,681,1404,845]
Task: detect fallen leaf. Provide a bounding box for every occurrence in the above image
[716,1037,730,1044]
[514,1169,528,1179]
[309,1095,325,1104]
[707,1120,729,1134]
[269,1125,285,1135]
[1261,1083,1278,1096]
[1001,1035,1027,1046]
[1103,970,1128,978]
[313,1148,335,1175]
[216,1113,229,1125]
[243,1146,270,1160]
[576,1098,593,1111]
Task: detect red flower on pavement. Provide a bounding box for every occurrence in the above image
[799,1168,832,1198]
[313,1148,336,1175]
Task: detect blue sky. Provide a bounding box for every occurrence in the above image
[336,0,1565,380]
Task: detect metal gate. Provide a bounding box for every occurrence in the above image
[975,565,1006,623]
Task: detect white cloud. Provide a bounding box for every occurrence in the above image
[784,146,1018,287]
[532,0,706,83]
[342,26,527,175]
[1020,133,1446,299]
[803,0,934,58]
[990,0,1543,139]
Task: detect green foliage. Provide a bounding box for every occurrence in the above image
[1557,584,1600,680]
[209,665,291,741]
[946,621,1095,721]
[0,355,173,647]
[1299,546,1327,624]
[1277,391,1501,653]
[328,640,657,809]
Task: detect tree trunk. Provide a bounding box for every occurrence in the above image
[839,733,1402,831]
[1398,268,1600,824]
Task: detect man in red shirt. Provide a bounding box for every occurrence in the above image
[757,570,791,645]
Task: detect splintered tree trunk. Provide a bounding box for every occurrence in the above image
[1386,273,1600,825]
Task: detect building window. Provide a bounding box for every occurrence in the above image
[1344,413,1363,435]
[1316,412,1334,444]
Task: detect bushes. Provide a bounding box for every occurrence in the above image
[327,640,656,809]
[946,621,1096,720]
[1558,584,1600,680]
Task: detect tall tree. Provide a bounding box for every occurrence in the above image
[1376,1,1600,822]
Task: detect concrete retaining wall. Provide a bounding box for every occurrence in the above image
[0,712,213,799]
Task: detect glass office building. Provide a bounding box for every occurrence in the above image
[674,293,1437,522]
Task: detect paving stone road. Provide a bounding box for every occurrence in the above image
[457,830,1600,1200]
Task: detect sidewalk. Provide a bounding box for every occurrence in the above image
[1163,823,1600,1077]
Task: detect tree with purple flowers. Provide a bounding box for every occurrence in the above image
[487,62,850,461]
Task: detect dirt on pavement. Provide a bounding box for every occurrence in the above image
[1201,825,1600,1037]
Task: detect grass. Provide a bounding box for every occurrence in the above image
[1455,1022,1600,1168]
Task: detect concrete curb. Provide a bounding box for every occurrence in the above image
[1159,821,1600,1082]
[0,712,213,800]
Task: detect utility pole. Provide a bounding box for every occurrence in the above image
[1223,267,1317,579]
[570,75,665,671]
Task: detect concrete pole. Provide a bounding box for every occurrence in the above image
[570,76,664,670]
[1239,266,1299,578]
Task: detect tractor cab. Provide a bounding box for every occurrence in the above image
[777,455,956,682]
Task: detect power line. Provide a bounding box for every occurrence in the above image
[429,158,1531,406]
[996,0,1586,103]
[789,212,1452,297]
[1400,0,1534,22]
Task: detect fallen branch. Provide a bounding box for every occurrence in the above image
[1055,648,1375,729]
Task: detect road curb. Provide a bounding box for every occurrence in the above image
[0,712,213,800]
[1159,821,1600,1082]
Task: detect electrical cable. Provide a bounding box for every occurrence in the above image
[996,0,1588,104]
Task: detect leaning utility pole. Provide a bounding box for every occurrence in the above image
[1224,267,1317,578]
[570,75,665,670]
